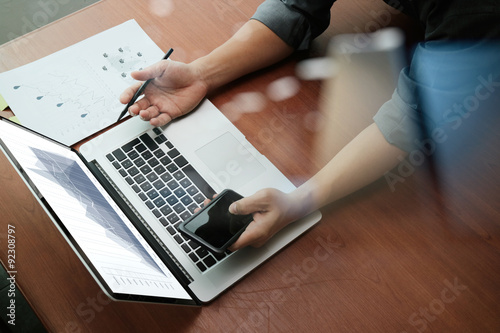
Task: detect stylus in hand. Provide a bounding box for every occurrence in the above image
[117,48,174,122]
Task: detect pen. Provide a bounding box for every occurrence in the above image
[117,48,174,122]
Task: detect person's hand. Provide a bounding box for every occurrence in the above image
[224,188,304,251]
[119,60,208,127]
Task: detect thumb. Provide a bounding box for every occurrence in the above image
[130,60,168,81]
[229,196,265,216]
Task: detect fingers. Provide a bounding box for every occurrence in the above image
[119,81,143,105]
[229,221,268,251]
[229,190,275,216]
[131,60,168,82]
[119,60,169,108]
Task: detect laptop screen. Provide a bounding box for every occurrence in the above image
[0,119,192,301]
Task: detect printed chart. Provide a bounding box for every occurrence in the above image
[0,20,165,145]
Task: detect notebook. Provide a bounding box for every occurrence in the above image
[0,98,321,304]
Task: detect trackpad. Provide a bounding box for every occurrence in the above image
[195,132,266,189]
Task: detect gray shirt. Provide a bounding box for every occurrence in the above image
[251,0,500,152]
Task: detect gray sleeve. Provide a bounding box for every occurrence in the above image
[373,67,422,153]
[251,0,335,50]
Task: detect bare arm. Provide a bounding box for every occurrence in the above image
[120,19,293,126]
[229,123,407,250]
[192,19,294,92]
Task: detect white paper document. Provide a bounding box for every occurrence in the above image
[0,20,164,146]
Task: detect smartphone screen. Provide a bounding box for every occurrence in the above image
[179,189,253,253]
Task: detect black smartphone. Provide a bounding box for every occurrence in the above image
[179,189,253,253]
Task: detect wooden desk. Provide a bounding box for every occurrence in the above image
[1,0,499,332]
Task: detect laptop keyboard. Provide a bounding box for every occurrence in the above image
[105,128,230,272]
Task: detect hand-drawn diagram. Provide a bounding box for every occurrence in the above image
[0,20,165,146]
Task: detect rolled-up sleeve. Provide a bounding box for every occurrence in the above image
[373,67,421,153]
[251,0,336,50]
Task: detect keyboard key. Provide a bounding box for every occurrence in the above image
[174,156,188,168]
[154,149,165,158]
[196,262,207,272]
[112,148,126,161]
[159,217,169,227]
[203,256,216,268]
[196,247,209,259]
[152,209,162,218]
[152,179,164,190]
[167,180,179,190]
[146,172,158,182]
[166,163,178,173]
[133,174,146,184]
[135,143,146,153]
[154,165,166,175]
[183,164,215,198]
[159,156,171,165]
[173,171,184,180]
[147,158,160,168]
[127,167,139,177]
[127,150,139,160]
[153,197,166,208]
[161,173,173,182]
[147,189,159,200]
[140,165,152,175]
[153,128,163,135]
[186,185,198,196]
[173,203,185,214]
[167,213,179,224]
[181,243,191,253]
[180,178,192,188]
[160,205,173,216]
[141,151,153,160]
[106,153,114,162]
[167,148,180,158]
[174,234,183,244]
[166,195,178,205]
[140,182,152,192]
[180,211,191,221]
[140,133,158,151]
[133,157,145,167]
[159,188,172,197]
[174,188,186,198]
[187,203,199,213]
[121,159,133,169]
[155,135,167,144]
[189,253,198,262]
[188,240,200,250]
[122,138,140,152]
[193,193,205,203]
[181,196,193,206]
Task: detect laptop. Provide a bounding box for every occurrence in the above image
[0,98,321,305]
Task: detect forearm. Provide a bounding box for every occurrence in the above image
[292,123,407,214]
[190,19,294,92]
